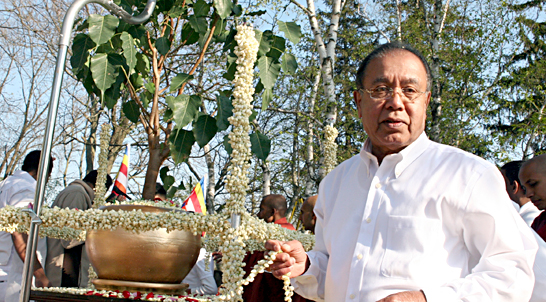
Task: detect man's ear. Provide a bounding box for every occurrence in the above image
[513,181,523,195]
[354,90,362,118]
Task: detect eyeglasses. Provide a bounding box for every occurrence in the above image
[360,86,427,101]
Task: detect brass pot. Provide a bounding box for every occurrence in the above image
[86,205,201,284]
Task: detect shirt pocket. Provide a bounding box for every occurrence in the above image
[380,215,443,280]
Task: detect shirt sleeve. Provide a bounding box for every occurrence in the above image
[189,254,218,295]
[291,188,328,302]
[423,166,537,302]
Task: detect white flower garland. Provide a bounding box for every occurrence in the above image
[323,125,339,175]
[223,24,259,216]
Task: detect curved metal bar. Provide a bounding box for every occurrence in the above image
[19,0,155,301]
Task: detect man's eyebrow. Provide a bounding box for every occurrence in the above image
[371,77,422,85]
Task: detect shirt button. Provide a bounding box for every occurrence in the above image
[366,217,371,223]
[349,294,355,299]
[356,254,363,260]
[375,183,381,189]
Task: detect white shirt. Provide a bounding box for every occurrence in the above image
[519,202,543,227]
[0,171,46,302]
[293,133,537,302]
[182,248,217,295]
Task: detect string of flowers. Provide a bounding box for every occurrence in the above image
[94,123,111,208]
[223,23,259,216]
[323,125,339,175]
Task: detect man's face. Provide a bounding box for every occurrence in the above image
[299,201,315,232]
[257,203,274,223]
[519,162,546,210]
[354,50,431,157]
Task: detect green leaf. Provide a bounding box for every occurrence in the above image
[213,0,233,19]
[163,175,175,190]
[193,115,218,148]
[170,73,194,92]
[223,135,232,155]
[145,82,155,94]
[189,15,208,34]
[277,21,301,44]
[247,10,266,16]
[198,28,211,49]
[193,0,210,17]
[249,110,258,122]
[158,0,175,12]
[88,14,119,45]
[160,166,170,182]
[232,4,242,16]
[90,53,118,94]
[130,73,144,88]
[255,80,264,94]
[103,73,125,109]
[135,53,150,74]
[166,94,200,129]
[267,35,286,61]
[181,22,199,45]
[223,52,237,80]
[155,36,171,55]
[257,56,281,89]
[71,34,95,76]
[120,32,137,72]
[281,52,298,74]
[216,95,233,131]
[122,100,140,123]
[255,30,271,57]
[169,129,196,164]
[250,131,271,161]
[223,28,237,52]
[262,88,272,111]
[168,5,186,17]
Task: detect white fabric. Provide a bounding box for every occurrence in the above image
[182,248,217,295]
[512,202,546,302]
[0,171,46,302]
[292,133,537,302]
[519,202,543,227]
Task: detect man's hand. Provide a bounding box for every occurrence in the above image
[376,290,427,302]
[264,240,309,279]
[34,268,51,288]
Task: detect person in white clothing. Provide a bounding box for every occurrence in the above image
[182,248,217,295]
[265,42,537,302]
[0,151,53,302]
[501,160,542,225]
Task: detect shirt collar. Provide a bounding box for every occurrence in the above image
[359,132,431,178]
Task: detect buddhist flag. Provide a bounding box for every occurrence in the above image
[111,144,130,198]
[181,175,207,215]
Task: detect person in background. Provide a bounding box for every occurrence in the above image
[265,42,536,302]
[520,154,546,240]
[299,196,317,233]
[182,248,218,296]
[45,170,112,288]
[0,151,53,302]
[242,195,310,302]
[500,160,542,225]
[154,183,167,201]
[501,160,546,302]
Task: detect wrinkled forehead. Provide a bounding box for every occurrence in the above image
[363,49,427,84]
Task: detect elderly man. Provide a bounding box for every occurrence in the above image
[299,196,317,233]
[519,154,546,240]
[265,42,537,302]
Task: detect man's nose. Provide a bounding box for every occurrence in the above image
[386,89,404,109]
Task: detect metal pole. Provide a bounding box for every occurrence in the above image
[19,1,156,301]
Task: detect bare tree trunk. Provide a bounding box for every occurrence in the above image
[262,160,270,196]
[204,144,215,214]
[305,73,320,197]
[429,0,449,142]
[86,96,100,174]
[289,96,300,213]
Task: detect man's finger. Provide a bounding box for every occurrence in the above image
[265,239,284,252]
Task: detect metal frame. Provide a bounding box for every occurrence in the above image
[19,1,156,301]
